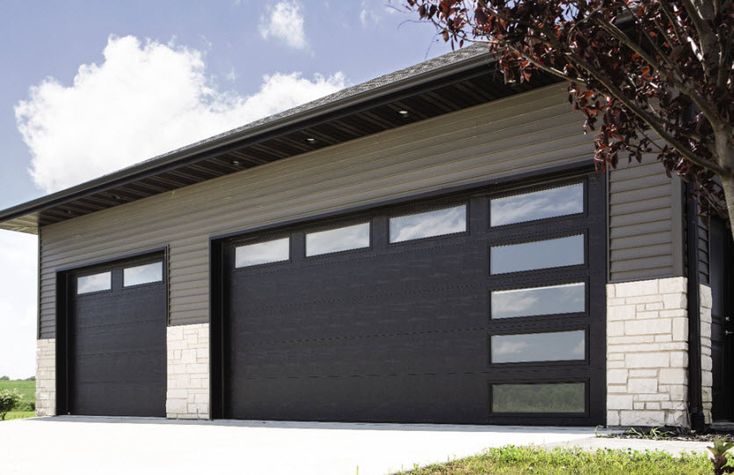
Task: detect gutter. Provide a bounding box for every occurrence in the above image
[685,181,706,431]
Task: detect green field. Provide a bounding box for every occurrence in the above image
[0,379,36,420]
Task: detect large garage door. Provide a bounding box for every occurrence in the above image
[218,174,606,425]
[67,254,167,416]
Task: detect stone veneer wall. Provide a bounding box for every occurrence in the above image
[700,284,713,424]
[167,323,209,419]
[606,277,690,427]
[36,338,56,416]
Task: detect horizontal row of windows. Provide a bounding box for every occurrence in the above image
[236,230,586,274]
[77,261,163,295]
[235,182,586,269]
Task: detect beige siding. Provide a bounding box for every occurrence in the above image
[39,84,681,337]
[608,157,681,282]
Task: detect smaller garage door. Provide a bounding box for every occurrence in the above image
[66,254,167,417]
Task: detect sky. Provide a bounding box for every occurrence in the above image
[0,0,451,378]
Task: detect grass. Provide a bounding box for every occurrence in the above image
[0,379,36,421]
[398,446,712,475]
[4,411,35,420]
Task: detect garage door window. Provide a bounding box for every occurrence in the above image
[490,234,584,274]
[491,282,585,319]
[389,204,466,243]
[235,237,290,268]
[490,183,584,227]
[124,261,163,287]
[306,222,370,256]
[77,271,111,295]
[491,383,585,413]
[491,330,585,363]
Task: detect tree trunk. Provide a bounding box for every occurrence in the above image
[722,173,734,242]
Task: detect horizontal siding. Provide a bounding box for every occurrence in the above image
[608,157,680,282]
[39,84,681,337]
[698,215,710,284]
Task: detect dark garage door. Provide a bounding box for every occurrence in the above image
[66,254,167,416]
[218,174,606,425]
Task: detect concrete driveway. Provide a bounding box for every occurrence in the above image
[0,417,596,475]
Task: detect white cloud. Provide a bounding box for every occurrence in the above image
[259,1,307,49]
[360,0,401,27]
[15,35,346,193]
[0,230,37,379]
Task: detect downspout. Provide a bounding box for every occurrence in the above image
[685,182,705,431]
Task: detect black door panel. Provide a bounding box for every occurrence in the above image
[69,256,166,417]
[219,175,606,424]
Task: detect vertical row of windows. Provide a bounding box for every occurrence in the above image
[487,182,588,415]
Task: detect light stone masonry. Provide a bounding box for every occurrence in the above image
[36,338,56,416]
[607,277,689,427]
[700,284,713,424]
[167,323,209,419]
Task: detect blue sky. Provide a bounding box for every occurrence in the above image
[0,0,451,378]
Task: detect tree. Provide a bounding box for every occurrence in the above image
[0,390,22,420]
[406,0,734,235]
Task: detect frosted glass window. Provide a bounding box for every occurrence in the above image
[307,223,370,256]
[491,283,585,319]
[491,183,584,226]
[492,383,585,413]
[124,262,163,287]
[389,205,466,243]
[491,235,584,274]
[491,330,585,363]
[235,238,290,268]
[77,272,111,294]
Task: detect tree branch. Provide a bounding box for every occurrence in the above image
[570,52,730,176]
[682,0,719,74]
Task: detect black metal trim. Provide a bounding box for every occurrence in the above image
[686,182,706,431]
[210,238,224,420]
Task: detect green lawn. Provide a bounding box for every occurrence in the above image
[398,446,712,475]
[0,379,36,421]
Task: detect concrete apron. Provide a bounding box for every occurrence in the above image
[0,417,711,475]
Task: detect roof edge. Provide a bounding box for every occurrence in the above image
[0,48,493,226]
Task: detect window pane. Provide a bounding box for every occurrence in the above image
[492,383,585,413]
[491,235,584,274]
[389,205,466,243]
[491,183,584,226]
[306,222,370,256]
[77,272,111,294]
[491,282,585,319]
[491,330,585,363]
[124,262,163,287]
[235,238,289,268]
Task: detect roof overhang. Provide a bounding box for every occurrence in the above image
[0,47,556,234]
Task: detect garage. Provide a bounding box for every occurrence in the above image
[58,253,167,417]
[213,173,606,425]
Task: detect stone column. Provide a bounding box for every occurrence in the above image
[606,277,689,427]
[166,323,210,419]
[36,339,56,416]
